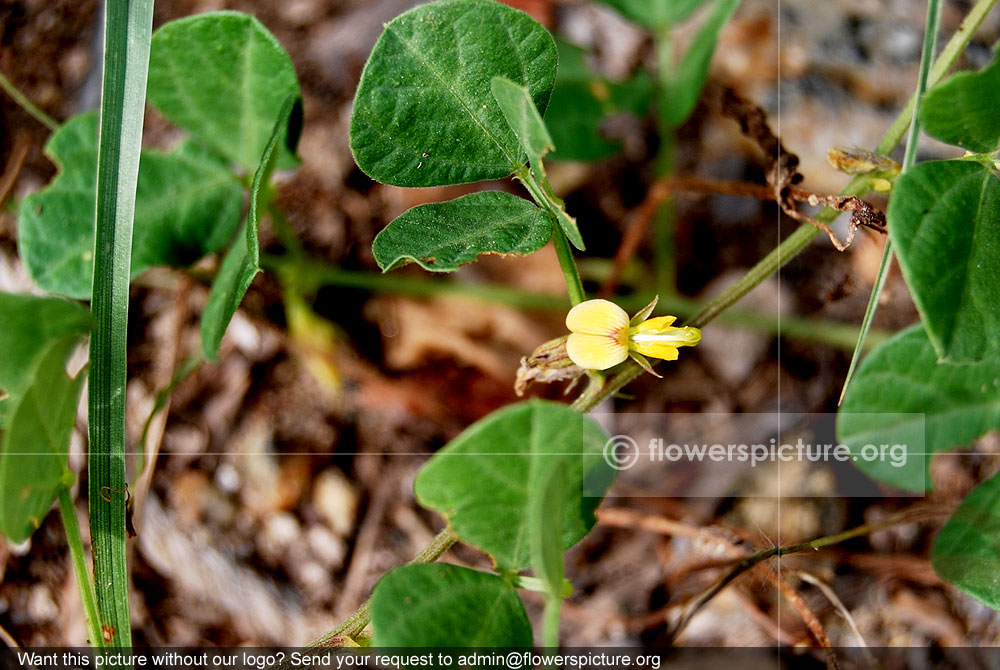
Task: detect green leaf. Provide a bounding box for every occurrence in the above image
[18,113,245,299]
[373,191,551,272]
[414,400,614,571]
[370,564,532,647]
[921,51,1000,152]
[0,336,85,542]
[88,0,155,647]
[201,94,298,360]
[350,0,557,187]
[491,76,554,176]
[660,0,739,128]
[888,160,1000,363]
[837,325,1000,491]
[490,76,585,249]
[0,294,92,402]
[593,0,708,28]
[17,114,100,299]
[932,470,1000,610]
[147,11,302,171]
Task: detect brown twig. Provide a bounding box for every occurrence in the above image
[765,564,840,670]
[0,134,30,211]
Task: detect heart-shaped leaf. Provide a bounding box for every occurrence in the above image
[837,325,1000,491]
[201,94,298,360]
[888,160,1000,363]
[350,0,557,187]
[147,11,302,171]
[414,400,614,571]
[373,191,551,272]
[18,113,245,299]
[370,563,531,647]
[932,470,1000,611]
[921,51,1000,152]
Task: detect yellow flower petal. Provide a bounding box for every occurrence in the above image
[566,333,628,370]
[630,341,679,361]
[628,320,700,362]
[631,315,676,333]
[566,299,629,336]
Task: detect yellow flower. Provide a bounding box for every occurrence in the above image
[565,297,701,375]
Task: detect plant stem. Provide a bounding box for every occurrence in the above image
[541,596,561,649]
[58,486,104,650]
[578,0,998,414]
[262,255,888,351]
[88,0,155,649]
[669,507,941,642]
[548,219,586,305]
[0,70,58,132]
[840,0,942,404]
[307,527,458,647]
[516,167,586,305]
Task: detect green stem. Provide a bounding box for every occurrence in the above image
[840,0,942,404]
[516,167,586,305]
[58,486,104,649]
[261,255,889,352]
[549,219,586,305]
[0,70,58,132]
[541,596,562,648]
[654,30,678,295]
[669,508,934,641]
[88,0,155,650]
[307,527,458,647]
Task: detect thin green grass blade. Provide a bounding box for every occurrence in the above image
[88,0,155,649]
[839,0,941,405]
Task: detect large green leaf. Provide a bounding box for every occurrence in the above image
[373,191,551,272]
[932,470,1000,611]
[370,564,532,647]
[888,160,1000,363]
[18,113,245,299]
[147,11,302,171]
[0,337,85,542]
[201,94,298,360]
[921,52,1000,153]
[414,400,614,571]
[659,0,739,128]
[837,325,1000,491]
[350,0,557,187]
[593,0,708,28]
